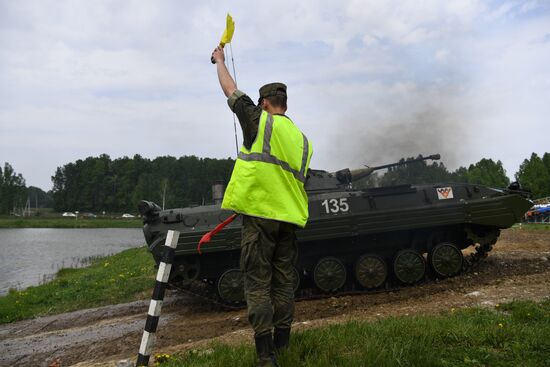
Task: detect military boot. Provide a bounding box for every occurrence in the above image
[273,327,290,353]
[255,333,280,367]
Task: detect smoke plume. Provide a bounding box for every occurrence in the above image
[327,84,472,171]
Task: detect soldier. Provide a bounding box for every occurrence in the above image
[211,46,312,367]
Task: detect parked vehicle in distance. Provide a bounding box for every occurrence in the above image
[525,203,550,223]
[62,212,76,217]
[82,213,97,218]
[121,213,135,218]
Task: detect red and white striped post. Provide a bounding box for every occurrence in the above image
[136,230,179,366]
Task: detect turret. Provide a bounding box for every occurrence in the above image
[305,154,440,192]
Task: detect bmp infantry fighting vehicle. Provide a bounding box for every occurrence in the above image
[139,154,532,304]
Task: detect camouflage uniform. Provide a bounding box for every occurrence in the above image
[228,87,298,340]
[240,215,297,336]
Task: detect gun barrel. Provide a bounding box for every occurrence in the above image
[349,167,376,181]
[335,154,441,184]
[369,154,440,171]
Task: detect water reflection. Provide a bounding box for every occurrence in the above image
[0,228,144,295]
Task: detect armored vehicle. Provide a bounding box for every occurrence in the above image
[139,155,532,304]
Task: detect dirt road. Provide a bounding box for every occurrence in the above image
[1,229,549,367]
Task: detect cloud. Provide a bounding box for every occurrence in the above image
[0,0,549,190]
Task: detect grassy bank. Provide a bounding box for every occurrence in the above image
[158,300,550,367]
[512,223,550,231]
[0,247,155,324]
[0,217,142,228]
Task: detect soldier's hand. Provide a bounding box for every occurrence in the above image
[211,46,225,64]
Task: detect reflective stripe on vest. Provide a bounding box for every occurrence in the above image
[237,114,310,183]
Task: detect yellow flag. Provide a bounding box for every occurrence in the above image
[220,13,235,46]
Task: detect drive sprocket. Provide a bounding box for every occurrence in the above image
[464,226,500,267]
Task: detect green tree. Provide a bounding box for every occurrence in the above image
[51,166,68,212]
[27,186,54,208]
[515,153,550,198]
[0,163,27,215]
[378,156,453,186]
[454,158,510,188]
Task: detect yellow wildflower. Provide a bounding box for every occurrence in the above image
[154,353,171,363]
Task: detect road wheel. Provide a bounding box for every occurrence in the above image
[393,249,426,284]
[354,254,387,288]
[217,268,244,304]
[173,257,200,286]
[313,257,346,292]
[429,242,463,277]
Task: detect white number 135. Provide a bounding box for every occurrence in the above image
[321,198,350,214]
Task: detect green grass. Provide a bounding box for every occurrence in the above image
[0,217,142,228]
[0,246,156,323]
[156,299,550,367]
[511,223,550,231]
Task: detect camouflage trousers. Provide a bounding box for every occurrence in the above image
[240,215,298,337]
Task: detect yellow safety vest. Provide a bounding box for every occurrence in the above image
[222,111,313,227]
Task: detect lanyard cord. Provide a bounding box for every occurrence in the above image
[228,42,239,155]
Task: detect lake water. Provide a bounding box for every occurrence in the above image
[0,228,145,295]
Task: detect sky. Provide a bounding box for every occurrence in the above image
[1,0,549,191]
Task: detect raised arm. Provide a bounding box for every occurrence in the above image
[212,46,237,97]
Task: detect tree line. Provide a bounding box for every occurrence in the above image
[358,153,550,199]
[1,152,549,215]
[368,157,511,188]
[51,154,235,213]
